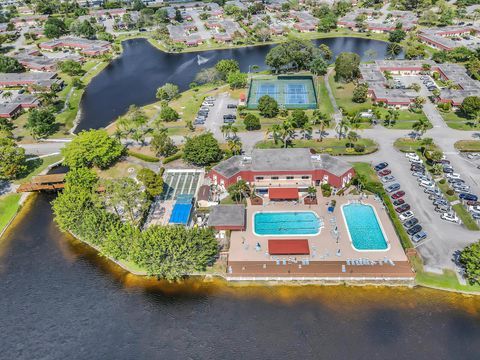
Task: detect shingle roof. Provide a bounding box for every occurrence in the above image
[208,205,245,227]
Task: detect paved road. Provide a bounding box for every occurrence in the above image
[20,141,69,156]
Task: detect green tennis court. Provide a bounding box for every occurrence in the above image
[246,75,318,110]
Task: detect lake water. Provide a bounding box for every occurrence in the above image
[0,194,479,360]
[77,37,398,131]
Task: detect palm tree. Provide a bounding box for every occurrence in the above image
[347,131,359,147]
[412,118,430,138]
[2,91,13,102]
[312,110,331,141]
[279,119,295,148]
[307,186,317,200]
[387,43,401,58]
[336,118,349,139]
[268,124,281,145]
[220,124,231,139]
[230,125,238,139]
[228,137,242,155]
[300,121,313,139]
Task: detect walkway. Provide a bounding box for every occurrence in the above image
[325,68,343,126]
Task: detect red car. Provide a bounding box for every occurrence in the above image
[391,190,405,199]
[395,203,411,213]
[378,169,392,176]
[392,198,405,206]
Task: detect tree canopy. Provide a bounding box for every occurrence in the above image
[0,55,24,73]
[61,129,124,169]
[159,106,179,122]
[257,95,279,118]
[460,240,480,286]
[243,113,261,130]
[44,17,67,39]
[183,132,222,166]
[156,83,179,102]
[214,59,240,80]
[137,168,164,197]
[334,52,360,83]
[461,96,480,119]
[227,71,247,89]
[25,108,56,139]
[266,38,320,73]
[0,137,27,180]
[59,60,84,76]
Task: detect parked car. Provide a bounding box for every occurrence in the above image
[406,152,420,161]
[448,178,464,184]
[446,173,461,179]
[412,171,425,177]
[411,165,425,172]
[468,205,480,214]
[410,158,423,165]
[441,213,459,223]
[374,162,388,171]
[435,204,451,213]
[378,169,391,176]
[386,183,401,193]
[433,199,449,207]
[419,179,435,188]
[412,231,427,243]
[472,212,480,220]
[443,167,454,174]
[459,193,478,202]
[453,185,470,193]
[381,175,396,183]
[391,190,405,199]
[407,224,423,236]
[392,198,405,206]
[227,104,237,109]
[395,203,411,213]
[399,211,415,222]
[424,188,441,196]
[403,217,419,229]
[223,114,236,120]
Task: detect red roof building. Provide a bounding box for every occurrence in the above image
[268,239,310,255]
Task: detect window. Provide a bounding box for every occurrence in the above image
[237,176,242,181]
[286,176,294,180]
[271,176,279,180]
[255,176,264,180]
[301,176,310,179]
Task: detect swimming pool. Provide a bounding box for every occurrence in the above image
[253,211,322,236]
[341,203,389,251]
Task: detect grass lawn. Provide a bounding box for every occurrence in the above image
[453,204,480,231]
[393,138,441,152]
[315,75,335,116]
[377,108,431,130]
[0,193,22,236]
[440,109,480,130]
[414,262,480,293]
[328,71,373,114]
[14,154,63,185]
[255,137,378,155]
[96,161,144,179]
[454,140,480,152]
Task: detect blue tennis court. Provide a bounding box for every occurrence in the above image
[256,83,277,102]
[285,84,308,105]
[169,203,193,225]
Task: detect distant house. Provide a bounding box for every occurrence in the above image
[0,103,22,118]
[11,15,48,29]
[39,37,112,56]
[0,72,62,90]
[418,26,480,51]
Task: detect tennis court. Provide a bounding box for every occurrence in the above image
[247,75,317,109]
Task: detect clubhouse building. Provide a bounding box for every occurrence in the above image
[208,148,355,198]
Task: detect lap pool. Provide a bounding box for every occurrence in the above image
[253,211,322,236]
[341,203,389,251]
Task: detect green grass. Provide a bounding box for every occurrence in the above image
[377,108,431,129]
[415,266,480,293]
[440,109,480,130]
[255,138,378,155]
[14,154,63,185]
[315,75,335,116]
[454,140,480,152]
[453,204,480,231]
[328,71,373,114]
[0,193,22,235]
[393,138,441,152]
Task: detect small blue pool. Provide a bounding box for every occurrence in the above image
[342,203,388,251]
[254,211,322,236]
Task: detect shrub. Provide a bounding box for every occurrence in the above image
[163,152,182,164]
[446,189,454,196]
[439,178,446,184]
[127,150,160,162]
[354,143,366,153]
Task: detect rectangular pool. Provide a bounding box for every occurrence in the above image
[253,211,322,236]
[341,203,389,251]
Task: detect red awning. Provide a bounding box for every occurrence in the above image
[268,239,310,255]
[268,187,298,200]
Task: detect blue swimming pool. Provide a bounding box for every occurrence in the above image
[254,211,322,236]
[342,203,388,251]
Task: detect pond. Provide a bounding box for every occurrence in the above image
[76,37,398,132]
[0,194,478,359]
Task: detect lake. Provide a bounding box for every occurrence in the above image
[76,37,398,132]
[0,194,478,360]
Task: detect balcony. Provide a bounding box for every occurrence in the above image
[252,178,313,188]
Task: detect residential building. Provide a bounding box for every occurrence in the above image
[418,26,480,51]
[39,37,112,56]
[208,148,355,197]
[338,9,417,32]
[0,72,62,90]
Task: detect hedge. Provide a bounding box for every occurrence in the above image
[163,152,183,164]
[127,150,160,162]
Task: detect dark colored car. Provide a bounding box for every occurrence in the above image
[403,217,419,228]
[443,167,454,174]
[374,162,388,171]
[392,198,405,206]
[459,193,478,202]
[386,183,401,193]
[227,104,237,109]
[391,190,405,199]
[407,224,423,236]
[411,165,425,171]
[378,169,391,176]
[395,203,411,213]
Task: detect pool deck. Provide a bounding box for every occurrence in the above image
[227,195,414,280]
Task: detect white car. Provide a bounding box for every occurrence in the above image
[406,152,420,161]
[446,173,461,179]
[468,205,480,214]
[441,213,459,223]
[419,179,435,188]
[400,211,415,222]
[410,158,423,165]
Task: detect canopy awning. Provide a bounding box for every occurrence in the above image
[268,187,298,200]
[268,239,310,255]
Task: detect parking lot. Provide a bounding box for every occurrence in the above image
[199,92,237,139]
